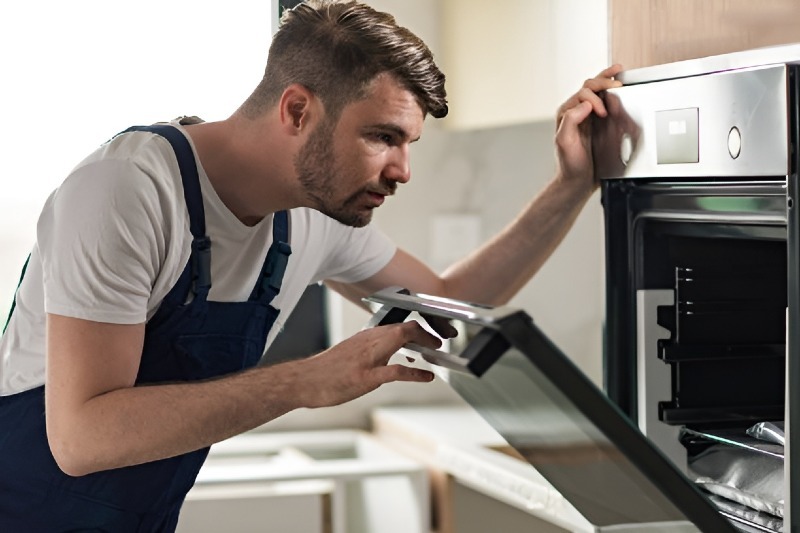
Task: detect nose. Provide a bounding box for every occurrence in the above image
[383,145,411,184]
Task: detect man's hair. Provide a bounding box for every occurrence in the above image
[240,0,447,120]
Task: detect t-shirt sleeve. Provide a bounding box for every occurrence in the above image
[315,217,397,284]
[38,158,168,324]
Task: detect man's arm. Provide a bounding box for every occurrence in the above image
[45,313,439,476]
[332,66,623,306]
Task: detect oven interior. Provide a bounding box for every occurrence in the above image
[638,220,787,428]
[634,218,788,530]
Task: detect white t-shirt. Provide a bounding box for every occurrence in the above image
[0,121,396,396]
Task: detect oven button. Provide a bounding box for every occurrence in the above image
[728,126,741,159]
[620,133,633,166]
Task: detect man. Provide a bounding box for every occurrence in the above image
[0,0,621,530]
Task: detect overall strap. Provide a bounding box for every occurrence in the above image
[119,125,211,299]
[3,254,30,334]
[249,210,292,304]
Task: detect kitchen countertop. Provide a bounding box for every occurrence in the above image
[370,405,593,532]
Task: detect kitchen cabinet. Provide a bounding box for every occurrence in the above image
[439,0,608,130]
[610,0,800,70]
[176,430,428,533]
[177,480,333,533]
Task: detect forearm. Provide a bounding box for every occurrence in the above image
[437,65,621,305]
[47,319,438,477]
[440,174,595,305]
[47,361,305,476]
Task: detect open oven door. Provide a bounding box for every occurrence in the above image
[364,287,754,533]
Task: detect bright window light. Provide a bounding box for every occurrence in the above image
[0,1,274,314]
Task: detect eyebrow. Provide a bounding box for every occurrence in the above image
[369,123,421,143]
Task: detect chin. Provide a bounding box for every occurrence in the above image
[330,210,373,228]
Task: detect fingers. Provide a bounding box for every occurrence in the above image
[575,86,608,117]
[356,320,441,368]
[396,320,443,350]
[299,321,440,409]
[557,64,624,124]
[558,100,593,135]
[369,321,440,381]
[420,313,458,339]
[595,63,624,80]
[373,363,434,384]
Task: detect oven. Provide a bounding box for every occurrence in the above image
[594,44,800,533]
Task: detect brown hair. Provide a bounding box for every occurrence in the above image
[240,0,447,120]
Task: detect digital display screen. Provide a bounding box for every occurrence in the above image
[655,108,699,164]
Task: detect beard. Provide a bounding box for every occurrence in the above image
[295,120,384,228]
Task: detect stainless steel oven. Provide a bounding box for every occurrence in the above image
[594,43,800,533]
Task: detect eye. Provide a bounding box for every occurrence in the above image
[373,132,395,145]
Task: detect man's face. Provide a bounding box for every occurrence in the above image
[295,74,425,227]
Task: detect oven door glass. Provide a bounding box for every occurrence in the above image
[365,288,741,532]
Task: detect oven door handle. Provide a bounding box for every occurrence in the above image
[402,342,471,373]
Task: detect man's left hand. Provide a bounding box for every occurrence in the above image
[555,64,624,194]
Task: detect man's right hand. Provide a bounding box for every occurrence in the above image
[297,320,440,409]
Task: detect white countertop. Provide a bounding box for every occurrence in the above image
[370,405,594,532]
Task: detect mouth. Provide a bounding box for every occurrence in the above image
[366,191,386,207]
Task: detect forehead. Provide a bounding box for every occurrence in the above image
[335,74,425,138]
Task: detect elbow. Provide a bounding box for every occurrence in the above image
[47,428,98,477]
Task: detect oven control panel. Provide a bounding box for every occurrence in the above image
[593,64,789,180]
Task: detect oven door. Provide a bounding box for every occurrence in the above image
[364,288,742,532]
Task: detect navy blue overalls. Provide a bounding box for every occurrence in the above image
[0,124,292,532]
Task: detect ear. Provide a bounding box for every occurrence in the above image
[278,83,319,136]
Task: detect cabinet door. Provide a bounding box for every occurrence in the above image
[176,482,331,533]
[440,0,608,130]
[611,0,800,69]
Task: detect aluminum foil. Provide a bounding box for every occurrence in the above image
[681,428,784,522]
[747,421,785,446]
[707,495,783,533]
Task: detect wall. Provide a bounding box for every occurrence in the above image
[265,0,607,432]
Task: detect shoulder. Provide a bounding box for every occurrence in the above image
[40,128,191,268]
[37,130,193,324]
[55,130,187,224]
[73,129,184,186]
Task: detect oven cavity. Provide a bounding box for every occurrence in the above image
[655,233,786,428]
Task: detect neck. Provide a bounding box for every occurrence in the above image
[184,115,301,226]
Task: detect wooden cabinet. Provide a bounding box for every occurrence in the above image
[439,0,609,129]
[611,0,800,70]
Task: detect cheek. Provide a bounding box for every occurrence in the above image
[341,152,381,183]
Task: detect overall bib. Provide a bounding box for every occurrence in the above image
[0,125,292,532]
